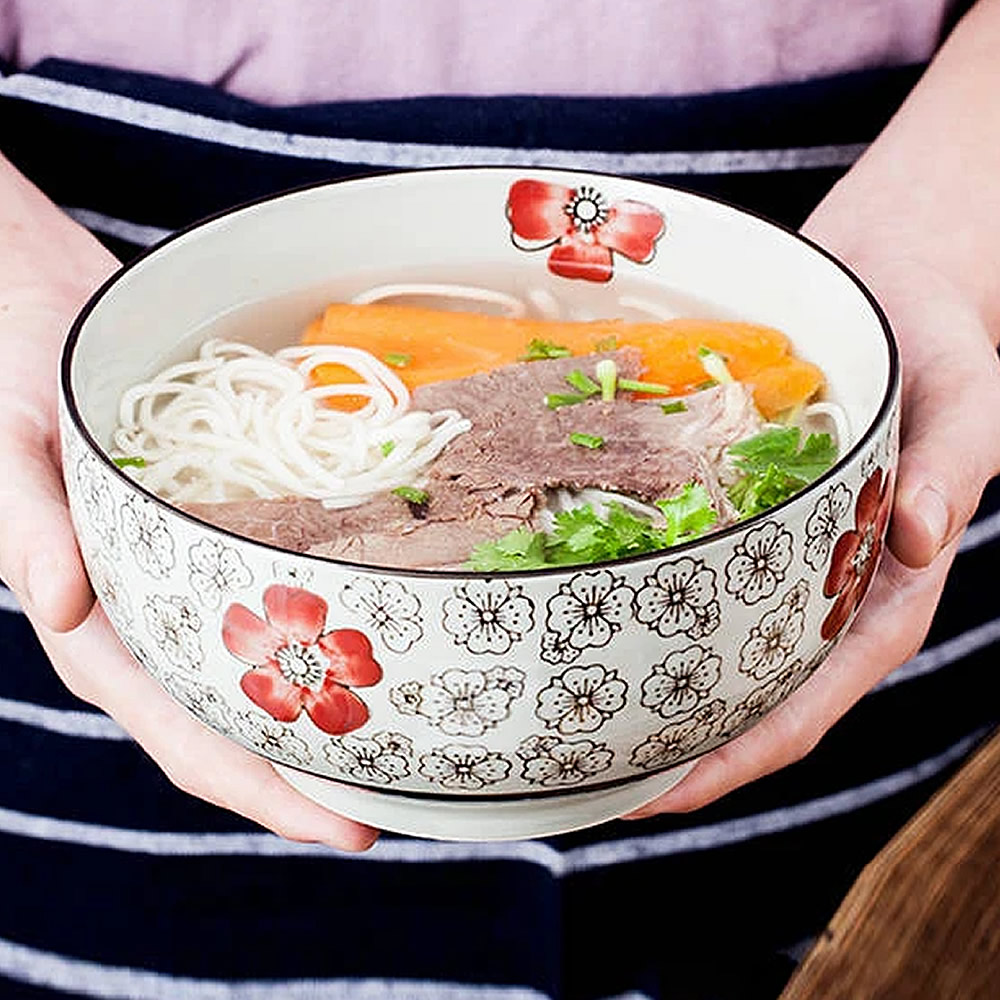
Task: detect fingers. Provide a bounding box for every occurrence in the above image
[0,418,95,632]
[889,333,1000,568]
[35,604,379,852]
[624,540,958,818]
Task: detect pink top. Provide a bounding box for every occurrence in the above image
[0,0,955,105]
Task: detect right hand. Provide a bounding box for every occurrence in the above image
[0,155,378,851]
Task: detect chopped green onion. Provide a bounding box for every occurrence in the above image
[569,432,605,449]
[595,359,618,402]
[618,377,675,396]
[694,378,719,391]
[113,456,146,469]
[697,346,734,384]
[380,441,396,457]
[392,485,429,504]
[383,352,412,368]
[521,338,572,361]
[545,392,587,409]
[594,335,618,352]
[660,400,688,414]
[565,370,600,396]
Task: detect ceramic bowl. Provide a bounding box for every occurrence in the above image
[59,168,898,840]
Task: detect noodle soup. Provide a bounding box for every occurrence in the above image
[60,169,897,836]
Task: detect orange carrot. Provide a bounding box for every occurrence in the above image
[302,303,822,418]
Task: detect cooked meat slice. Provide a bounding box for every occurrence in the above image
[414,351,758,506]
[182,483,543,569]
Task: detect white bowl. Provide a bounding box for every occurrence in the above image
[59,168,898,840]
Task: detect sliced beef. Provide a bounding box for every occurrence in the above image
[413,350,758,508]
[183,482,543,570]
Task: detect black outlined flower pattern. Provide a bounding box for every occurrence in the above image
[804,483,853,571]
[188,538,253,609]
[75,452,118,549]
[417,744,511,790]
[543,569,635,652]
[630,697,727,770]
[121,495,176,578]
[161,673,233,735]
[87,550,133,630]
[539,629,583,665]
[143,594,203,671]
[738,580,810,681]
[724,520,793,605]
[340,577,424,653]
[536,663,627,734]
[640,644,722,722]
[442,579,534,654]
[389,666,525,737]
[634,556,720,640]
[517,734,613,786]
[271,562,314,587]
[324,731,412,784]
[233,710,313,767]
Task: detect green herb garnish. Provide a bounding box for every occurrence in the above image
[660,400,688,414]
[380,441,395,457]
[565,370,600,396]
[594,335,618,352]
[727,427,836,518]
[521,338,572,361]
[618,378,675,396]
[383,352,412,368]
[468,488,717,571]
[595,359,618,401]
[113,456,146,469]
[569,432,605,449]
[546,393,588,409]
[654,484,718,544]
[694,378,719,391]
[392,485,429,505]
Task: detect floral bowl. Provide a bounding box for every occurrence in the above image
[59,168,898,840]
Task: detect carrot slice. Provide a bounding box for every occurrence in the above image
[301,303,823,417]
[744,357,825,420]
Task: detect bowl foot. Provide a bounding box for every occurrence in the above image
[273,763,696,841]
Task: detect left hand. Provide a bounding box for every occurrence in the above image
[625,235,1000,818]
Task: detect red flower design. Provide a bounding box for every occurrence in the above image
[820,469,893,640]
[222,584,382,735]
[507,179,665,283]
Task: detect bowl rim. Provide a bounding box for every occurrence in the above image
[61,165,899,580]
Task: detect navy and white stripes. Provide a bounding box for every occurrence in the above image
[0,55,997,1000]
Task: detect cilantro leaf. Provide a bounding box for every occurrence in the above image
[467,489,718,571]
[468,528,549,571]
[655,484,718,544]
[727,427,837,518]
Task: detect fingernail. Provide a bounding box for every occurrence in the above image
[914,485,949,552]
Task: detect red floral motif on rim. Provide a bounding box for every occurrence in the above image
[223,584,382,734]
[506,179,665,283]
[820,468,893,640]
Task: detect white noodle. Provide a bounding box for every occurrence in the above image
[617,295,682,322]
[351,283,526,317]
[802,401,852,452]
[112,339,471,507]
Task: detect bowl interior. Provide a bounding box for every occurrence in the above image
[67,168,892,466]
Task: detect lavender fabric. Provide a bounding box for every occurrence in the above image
[0,0,953,104]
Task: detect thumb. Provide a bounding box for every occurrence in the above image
[0,418,94,632]
[889,335,1000,568]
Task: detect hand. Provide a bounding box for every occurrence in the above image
[625,244,1000,818]
[0,158,377,851]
